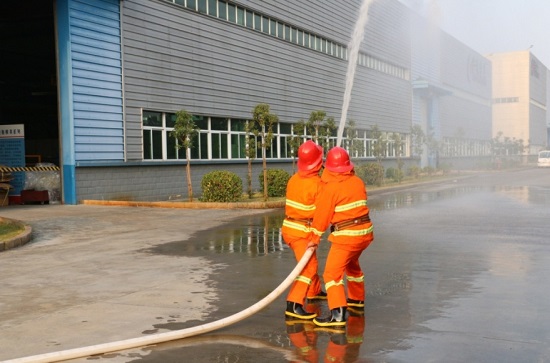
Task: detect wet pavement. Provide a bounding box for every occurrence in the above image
[1,168,550,362]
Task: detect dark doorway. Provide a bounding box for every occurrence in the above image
[0,1,59,166]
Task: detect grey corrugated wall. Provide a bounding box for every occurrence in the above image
[121,0,412,161]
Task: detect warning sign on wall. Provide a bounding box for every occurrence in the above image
[0,124,25,198]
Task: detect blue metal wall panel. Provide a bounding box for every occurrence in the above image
[69,0,124,162]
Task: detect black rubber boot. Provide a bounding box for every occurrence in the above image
[313,307,347,328]
[285,301,317,320]
[308,290,328,300]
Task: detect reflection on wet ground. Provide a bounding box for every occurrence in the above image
[131,172,550,362]
[148,212,287,257]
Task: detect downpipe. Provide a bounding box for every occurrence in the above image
[3,248,315,363]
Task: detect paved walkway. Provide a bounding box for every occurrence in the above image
[0,205,269,361]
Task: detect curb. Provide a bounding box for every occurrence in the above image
[0,218,32,252]
[81,199,286,209]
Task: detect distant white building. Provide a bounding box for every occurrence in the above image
[487,51,548,155]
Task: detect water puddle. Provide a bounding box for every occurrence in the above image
[134,181,550,362]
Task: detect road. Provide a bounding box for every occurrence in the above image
[1,168,549,362]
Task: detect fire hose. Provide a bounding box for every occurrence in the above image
[4,247,315,363]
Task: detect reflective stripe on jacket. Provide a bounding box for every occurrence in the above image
[310,169,373,245]
[281,169,321,239]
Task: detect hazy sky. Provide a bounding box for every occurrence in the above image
[397,0,550,68]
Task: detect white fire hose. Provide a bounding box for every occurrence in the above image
[4,248,315,363]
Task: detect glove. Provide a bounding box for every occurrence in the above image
[307,241,318,250]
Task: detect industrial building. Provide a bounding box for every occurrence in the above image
[487,51,548,155]
[0,0,504,204]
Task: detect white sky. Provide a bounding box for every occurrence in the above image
[397,0,550,68]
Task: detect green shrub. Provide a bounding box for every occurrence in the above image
[258,169,291,197]
[386,167,404,182]
[423,166,435,176]
[356,162,384,186]
[200,170,243,202]
[438,163,452,175]
[407,165,421,179]
[386,167,396,179]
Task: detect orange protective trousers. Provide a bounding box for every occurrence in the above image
[324,239,371,310]
[285,235,322,304]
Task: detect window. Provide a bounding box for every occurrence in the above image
[228,3,236,22]
[237,6,244,26]
[198,0,207,14]
[143,111,163,160]
[254,14,261,31]
[278,123,293,158]
[211,117,228,130]
[269,19,276,36]
[284,25,291,41]
[207,0,217,16]
[262,16,269,34]
[187,0,197,10]
[143,111,417,161]
[218,1,227,20]
[245,9,253,29]
[297,29,303,45]
[230,119,247,158]
[171,0,408,80]
[143,111,187,160]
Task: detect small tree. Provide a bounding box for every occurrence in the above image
[321,117,337,151]
[369,124,387,184]
[307,110,325,142]
[244,119,258,198]
[345,119,365,158]
[410,124,425,158]
[306,110,336,151]
[390,132,405,183]
[426,130,440,168]
[288,120,306,172]
[170,109,199,202]
[251,103,279,201]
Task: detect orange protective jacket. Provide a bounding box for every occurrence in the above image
[281,168,321,239]
[309,169,373,246]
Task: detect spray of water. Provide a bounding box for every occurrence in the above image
[336,0,373,147]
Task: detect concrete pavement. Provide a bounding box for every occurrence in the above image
[0,205,270,361]
[3,169,550,362]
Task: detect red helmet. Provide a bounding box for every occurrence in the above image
[325,147,354,173]
[297,140,323,171]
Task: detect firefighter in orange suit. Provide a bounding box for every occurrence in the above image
[309,146,374,328]
[282,140,327,320]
